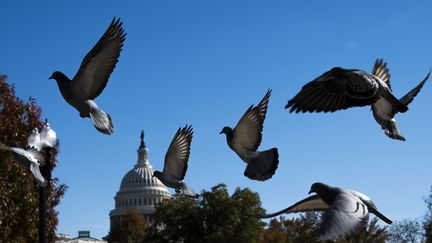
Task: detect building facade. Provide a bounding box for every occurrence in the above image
[109,131,171,229]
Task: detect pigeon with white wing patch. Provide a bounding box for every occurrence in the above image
[260,182,392,241]
[0,143,46,187]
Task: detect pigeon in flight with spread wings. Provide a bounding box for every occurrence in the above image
[153,125,198,198]
[49,18,126,135]
[260,182,392,241]
[0,143,46,187]
[370,58,430,141]
[285,64,410,114]
[220,89,279,181]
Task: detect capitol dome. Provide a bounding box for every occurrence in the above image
[109,131,171,227]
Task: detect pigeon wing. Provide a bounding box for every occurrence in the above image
[72,17,126,100]
[372,58,391,90]
[163,125,193,182]
[0,143,41,166]
[233,90,271,152]
[351,190,393,224]
[30,162,47,187]
[286,70,380,113]
[399,69,430,106]
[260,194,329,218]
[257,89,272,121]
[318,191,369,241]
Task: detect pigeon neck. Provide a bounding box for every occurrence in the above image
[135,130,152,168]
[224,129,234,142]
[317,187,338,205]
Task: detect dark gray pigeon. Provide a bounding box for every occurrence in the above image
[260,182,392,241]
[285,66,410,114]
[153,125,198,198]
[370,58,430,141]
[49,18,126,135]
[0,143,46,187]
[220,89,279,181]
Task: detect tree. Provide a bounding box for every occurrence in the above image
[148,184,265,243]
[261,213,388,243]
[424,186,432,242]
[261,213,320,243]
[107,208,149,243]
[0,75,67,242]
[388,219,424,243]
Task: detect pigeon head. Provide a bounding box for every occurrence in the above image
[309,182,330,195]
[219,126,233,135]
[330,67,347,79]
[49,71,69,82]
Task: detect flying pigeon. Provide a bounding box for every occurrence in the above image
[153,125,198,198]
[285,65,410,114]
[0,143,46,187]
[260,182,392,241]
[49,18,126,135]
[370,58,430,141]
[220,89,279,181]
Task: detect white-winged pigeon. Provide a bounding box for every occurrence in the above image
[0,143,46,187]
[260,182,392,241]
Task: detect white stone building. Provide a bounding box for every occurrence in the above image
[56,231,106,243]
[109,131,171,228]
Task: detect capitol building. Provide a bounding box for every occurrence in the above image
[109,131,172,228]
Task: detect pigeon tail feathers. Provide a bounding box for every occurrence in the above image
[90,107,114,135]
[179,181,199,198]
[244,148,279,181]
[383,120,405,141]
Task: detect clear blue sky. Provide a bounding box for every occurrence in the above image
[1,0,432,239]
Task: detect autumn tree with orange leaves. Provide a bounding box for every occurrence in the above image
[0,75,67,242]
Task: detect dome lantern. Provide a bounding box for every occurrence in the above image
[135,130,150,168]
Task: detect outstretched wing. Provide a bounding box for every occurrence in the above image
[372,58,391,90]
[399,69,430,106]
[163,125,193,182]
[0,143,42,165]
[260,194,328,218]
[285,70,380,113]
[233,90,271,152]
[318,191,369,241]
[72,17,126,100]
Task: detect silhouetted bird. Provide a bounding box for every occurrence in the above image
[260,182,392,241]
[49,18,126,135]
[0,143,46,187]
[153,125,198,198]
[370,58,430,141]
[220,89,279,181]
[285,65,410,114]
